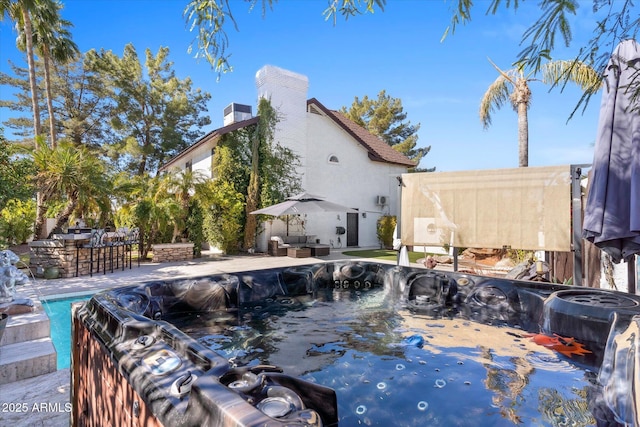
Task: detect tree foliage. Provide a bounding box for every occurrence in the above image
[183,0,385,74]
[376,214,396,249]
[32,139,111,235]
[85,44,211,175]
[0,198,36,245]
[0,130,35,209]
[447,0,640,109]
[205,145,247,253]
[1,0,42,141]
[341,90,434,172]
[205,99,301,252]
[15,0,79,148]
[184,0,640,109]
[161,168,209,242]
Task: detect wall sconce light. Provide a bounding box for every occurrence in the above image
[337,215,341,221]
[362,212,367,218]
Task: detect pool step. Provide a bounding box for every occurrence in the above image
[0,310,57,384]
[0,337,57,384]
[1,311,51,345]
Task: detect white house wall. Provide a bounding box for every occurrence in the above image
[167,142,214,179]
[191,143,214,178]
[296,112,406,248]
[256,66,309,190]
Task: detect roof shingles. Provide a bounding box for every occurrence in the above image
[307,98,416,167]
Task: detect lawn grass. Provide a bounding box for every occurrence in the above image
[341,249,429,263]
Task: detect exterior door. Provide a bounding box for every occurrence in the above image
[346,212,359,247]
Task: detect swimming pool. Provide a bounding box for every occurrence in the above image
[42,294,92,369]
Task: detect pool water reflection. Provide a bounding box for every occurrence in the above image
[168,288,599,426]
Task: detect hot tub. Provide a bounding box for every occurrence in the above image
[71,262,640,426]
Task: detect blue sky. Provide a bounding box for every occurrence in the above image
[0,0,622,171]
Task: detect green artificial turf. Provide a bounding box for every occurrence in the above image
[341,249,430,263]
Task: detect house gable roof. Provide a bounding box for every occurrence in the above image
[160,97,416,172]
[158,116,259,172]
[307,98,416,168]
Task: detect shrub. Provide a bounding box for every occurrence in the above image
[186,200,204,257]
[377,215,397,249]
[0,199,36,245]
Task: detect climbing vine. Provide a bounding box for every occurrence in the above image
[205,98,301,253]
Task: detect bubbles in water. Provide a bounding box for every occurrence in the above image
[417,401,429,411]
[396,364,406,371]
[527,353,578,373]
[377,382,387,390]
[356,405,367,415]
[434,379,447,388]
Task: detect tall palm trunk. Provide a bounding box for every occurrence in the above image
[42,46,57,148]
[22,8,41,141]
[512,78,531,168]
[49,192,77,238]
[21,8,49,240]
[517,102,529,167]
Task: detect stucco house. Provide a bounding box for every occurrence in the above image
[160,65,415,252]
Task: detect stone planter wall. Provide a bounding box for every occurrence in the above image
[152,243,194,263]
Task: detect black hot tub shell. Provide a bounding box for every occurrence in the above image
[71,261,640,426]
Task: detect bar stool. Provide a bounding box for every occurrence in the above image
[76,229,105,277]
[122,227,140,268]
[127,227,140,268]
[115,228,127,271]
[103,228,125,273]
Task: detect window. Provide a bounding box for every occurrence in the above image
[328,155,339,164]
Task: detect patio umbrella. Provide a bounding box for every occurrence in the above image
[583,39,640,264]
[251,192,357,216]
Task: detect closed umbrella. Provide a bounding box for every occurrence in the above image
[583,39,640,264]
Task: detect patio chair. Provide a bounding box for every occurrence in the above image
[268,236,290,256]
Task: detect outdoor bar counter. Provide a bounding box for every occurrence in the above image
[29,232,93,278]
[28,229,137,278]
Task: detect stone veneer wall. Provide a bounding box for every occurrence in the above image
[29,239,92,278]
[152,243,194,263]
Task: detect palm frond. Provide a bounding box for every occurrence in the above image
[541,59,602,94]
[479,75,511,129]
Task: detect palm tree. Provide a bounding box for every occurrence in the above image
[24,0,78,148]
[32,140,110,236]
[132,175,181,258]
[2,0,74,240]
[1,0,41,141]
[161,168,208,243]
[479,59,601,167]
